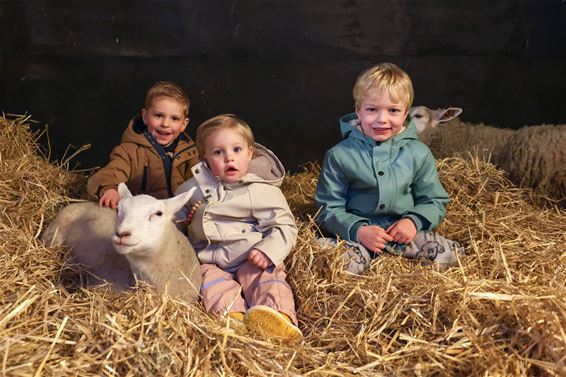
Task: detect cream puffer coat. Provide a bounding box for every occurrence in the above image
[175,144,297,272]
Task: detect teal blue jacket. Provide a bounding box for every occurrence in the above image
[315,113,449,242]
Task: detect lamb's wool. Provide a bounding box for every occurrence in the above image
[498,124,566,204]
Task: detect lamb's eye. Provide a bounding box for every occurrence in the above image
[413,113,423,119]
[149,210,163,221]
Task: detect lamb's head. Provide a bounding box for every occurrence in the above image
[409,106,463,135]
[112,183,195,256]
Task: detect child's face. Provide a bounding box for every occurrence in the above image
[356,92,408,143]
[142,96,189,146]
[203,128,253,183]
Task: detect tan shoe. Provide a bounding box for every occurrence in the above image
[244,305,303,343]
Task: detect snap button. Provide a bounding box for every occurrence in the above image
[379,204,385,209]
[195,169,200,174]
[205,189,210,194]
[241,229,246,233]
[378,171,384,176]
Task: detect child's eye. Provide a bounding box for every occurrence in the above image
[171,116,181,122]
[234,146,242,153]
[213,149,223,156]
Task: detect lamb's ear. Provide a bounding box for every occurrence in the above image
[117,183,133,199]
[436,107,463,124]
[163,187,197,215]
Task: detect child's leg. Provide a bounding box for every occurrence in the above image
[236,261,298,325]
[200,264,246,316]
[317,237,374,274]
[402,231,464,268]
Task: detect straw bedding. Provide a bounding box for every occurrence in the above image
[1,114,565,376]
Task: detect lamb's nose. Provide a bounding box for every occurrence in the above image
[116,231,131,238]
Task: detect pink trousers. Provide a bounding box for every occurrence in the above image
[200,262,298,324]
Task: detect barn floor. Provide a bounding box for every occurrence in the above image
[1,114,565,376]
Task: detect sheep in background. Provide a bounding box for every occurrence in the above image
[409,106,566,206]
[42,183,202,302]
[409,106,516,161]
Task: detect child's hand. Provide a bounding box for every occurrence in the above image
[386,218,417,245]
[247,249,272,270]
[357,225,394,254]
[99,188,120,209]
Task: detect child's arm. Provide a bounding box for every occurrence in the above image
[403,150,450,231]
[315,151,371,242]
[249,186,298,268]
[87,145,133,203]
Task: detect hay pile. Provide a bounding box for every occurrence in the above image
[1,115,565,376]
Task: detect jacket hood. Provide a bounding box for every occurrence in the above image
[339,112,419,147]
[244,143,286,186]
[192,143,286,188]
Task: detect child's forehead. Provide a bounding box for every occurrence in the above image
[207,127,246,142]
[361,91,406,106]
[148,96,188,112]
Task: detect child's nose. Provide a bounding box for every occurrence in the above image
[376,111,387,123]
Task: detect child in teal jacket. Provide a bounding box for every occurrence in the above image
[316,62,463,273]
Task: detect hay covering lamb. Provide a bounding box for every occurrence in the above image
[409,106,566,206]
[42,183,202,302]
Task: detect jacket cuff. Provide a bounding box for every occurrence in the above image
[404,214,427,232]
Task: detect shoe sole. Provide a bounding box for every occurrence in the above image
[244,305,303,343]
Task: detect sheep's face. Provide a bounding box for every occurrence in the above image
[409,106,433,135]
[356,93,408,143]
[409,106,463,136]
[112,195,169,255]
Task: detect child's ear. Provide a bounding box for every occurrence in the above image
[181,117,189,132]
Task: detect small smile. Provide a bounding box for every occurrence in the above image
[371,126,391,131]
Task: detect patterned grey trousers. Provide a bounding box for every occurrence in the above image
[318,231,464,274]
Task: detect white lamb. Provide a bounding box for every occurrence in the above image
[42,183,202,302]
[409,106,566,206]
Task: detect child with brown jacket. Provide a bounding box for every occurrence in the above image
[87,81,199,208]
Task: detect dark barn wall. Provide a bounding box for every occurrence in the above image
[1,0,565,171]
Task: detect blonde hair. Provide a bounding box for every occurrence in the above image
[144,81,190,116]
[196,114,255,157]
[353,62,414,110]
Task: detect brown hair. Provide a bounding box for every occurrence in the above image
[144,81,190,116]
[353,62,414,110]
[196,114,255,157]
